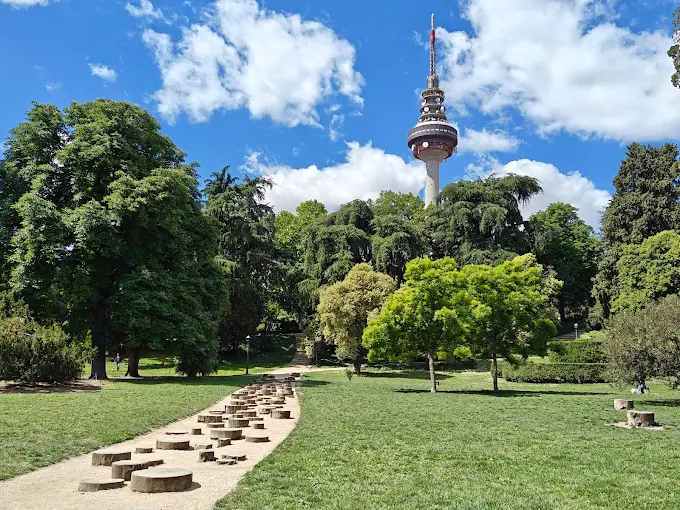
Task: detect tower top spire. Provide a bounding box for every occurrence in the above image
[430,13,436,77]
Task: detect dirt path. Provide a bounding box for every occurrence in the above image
[0,371,314,510]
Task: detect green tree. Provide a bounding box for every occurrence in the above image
[7,100,221,378]
[462,254,560,392]
[669,7,680,88]
[592,143,680,323]
[363,257,469,392]
[609,231,680,314]
[317,263,396,374]
[275,200,327,253]
[604,295,680,388]
[527,203,602,320]
[204,168,276,353]
[369,191,424,223]
[428,174,541,265]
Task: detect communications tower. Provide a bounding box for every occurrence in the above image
[407,13,458,207]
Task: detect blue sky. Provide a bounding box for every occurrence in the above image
[1,0,679,228]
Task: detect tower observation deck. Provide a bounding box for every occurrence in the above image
[407,13,458,207]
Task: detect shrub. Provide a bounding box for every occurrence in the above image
[0,317,94,383]
[547,331,606,363]
[498,360,606,383]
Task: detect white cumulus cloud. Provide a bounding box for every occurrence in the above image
[1,0,49,7]
[439,0,680,141]
[458,128,520,154]
[142,0,363,126]
[125,0,164,20]
[244,142,425,213]
[89,63,118,83]
[467,156,611,229]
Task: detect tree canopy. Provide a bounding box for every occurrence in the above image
[428,174,541,265]
[670,7,680,88]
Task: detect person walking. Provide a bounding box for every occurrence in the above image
[115,353,121,372]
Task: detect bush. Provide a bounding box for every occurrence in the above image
[547,331,606,363]
[0,317,94,383]
[498,360,606,383]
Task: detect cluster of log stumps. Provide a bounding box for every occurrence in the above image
[79,372,300,494]
[613,399,658,429]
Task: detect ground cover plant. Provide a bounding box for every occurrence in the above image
[0,375,253,480]
[217,370,680,510]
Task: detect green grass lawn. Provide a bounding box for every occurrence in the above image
[217,370,680,510]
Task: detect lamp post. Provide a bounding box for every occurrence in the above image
[574,323,579,340]
[245,335,251,375]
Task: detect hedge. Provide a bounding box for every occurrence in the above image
[547,331,606,364]
[498,360,606,383]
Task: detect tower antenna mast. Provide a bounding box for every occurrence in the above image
[430,13,436,77]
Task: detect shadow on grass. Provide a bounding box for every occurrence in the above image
[362,370,454,381]
[105,375,256,387]
[640,399,680,407]
[297,380,331,387]
[396,388,610,397]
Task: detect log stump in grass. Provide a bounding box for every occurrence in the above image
[627,410,655,427]
[614,399,634,411]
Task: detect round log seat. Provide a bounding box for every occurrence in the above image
[251,422,265,429]
[271,409,291,419]
[228,417,250,428]
[111,460,148,481]
[627,410,655,427]
[78,478,125,492]
[156,438,191,450]
[191,427,202,435]
[614,399,634,411]
[91,451,131,466]
[207,423,225,429]
[135,447,153,454]
[245,435,269,443]
[130,468,193,493]
[197,414,222,423]
[210,428,243,440]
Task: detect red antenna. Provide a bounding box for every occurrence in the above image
[430,13,436,77]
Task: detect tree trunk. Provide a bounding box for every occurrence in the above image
[89,347,108,380]
[558,299,566,323]
[353,354,362,375]
[125,348,140,377]
[491,340,498,393]
[428,349,437,393]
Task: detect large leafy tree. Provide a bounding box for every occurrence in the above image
[609,231,680,314]
[462,254,560,392]
[670,7,680,88]
[370,191,426,283]
[527,203,602,320]
[7,100,222,378]
[592,143,680,323]
[363,257,469,392]
[317,263,396,374]
[428,174,541,265]
[204,168,276,353]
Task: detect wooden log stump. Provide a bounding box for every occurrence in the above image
[614,399,634,411]
[245,435,269,443]
[145,458,164,467]
[207,423,225,429]
[271,409,291,419]
[191,427,202,435]
[627,410,655,428]
[242,410,257,418]
[225,405,242,414]
[165,431,187,435]
[78,478,125,492]
[216,438,231,447]
[91,451,131,466]
[130,468,193,493]
[228,417,250,428]
[198,450,216,462]
[217,458,236,465]
[271,397,285,404]
[249,416,264,421]
[156,438,191,450]
[197,414,222,423]
[135,447,153,454]
[252,422,265,430]
[222,454,246,461]
[209,410,225,415]
[194,443,212,450]
[210,428,243,440]
[111,460,148,481]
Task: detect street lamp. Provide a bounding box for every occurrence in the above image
[574,323,579,340]
[245,335,251,375]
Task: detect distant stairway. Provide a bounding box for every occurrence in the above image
[288,333,310,366]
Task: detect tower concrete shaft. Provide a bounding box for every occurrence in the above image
[406,13,459,208]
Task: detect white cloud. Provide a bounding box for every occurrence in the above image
[125,0,164,20]
[458,128,520,154]
[45,82,61,91]
[329,114,345,141]
[439,0,680,141]
[244,141,425,213]
[141,0,363,126]
[467,156,611,229]
[1,0,49,7]
[89,63,118,83]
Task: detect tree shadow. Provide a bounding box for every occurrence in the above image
[639,399,680,407]
[296,379,330,387]
[395,388,611,397]
[361,370,454,381]
[105,375,256,387]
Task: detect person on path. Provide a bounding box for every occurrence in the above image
[115,353,121,372]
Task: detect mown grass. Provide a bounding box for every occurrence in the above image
[217,370,680,510]
[0,375,258,480]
